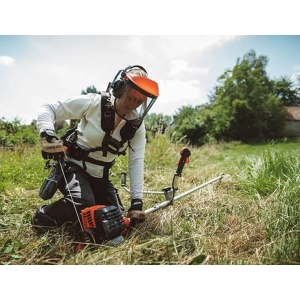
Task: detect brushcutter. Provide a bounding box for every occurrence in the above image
[73,146,224,249]
[121,147,224,214]
[38,146,224,249]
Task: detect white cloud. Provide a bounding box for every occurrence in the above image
[149,58,213,115]
[3,35,282,124]
[291,72,300,85]
[169,59,210,79]
[0,55,15,66]
[161,79,201,102]
[151,78,207,116]
[126,36,156,61]
[159,35,239,59]
[290,65,300,84]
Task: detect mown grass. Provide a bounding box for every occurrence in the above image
[0,135,299,265]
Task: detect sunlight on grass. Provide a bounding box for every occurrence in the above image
[1,135,299,264]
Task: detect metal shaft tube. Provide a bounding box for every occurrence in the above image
[144,173,224,214]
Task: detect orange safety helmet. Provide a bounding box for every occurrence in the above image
[110,65,159,125]
[125,73,159,99]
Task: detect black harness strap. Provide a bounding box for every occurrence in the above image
[61,92,141,201]
[101,91,115,132]
[101,132,112,157]
[100,91,141,157]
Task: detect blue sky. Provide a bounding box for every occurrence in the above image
[1,35,299,124]
[0,2,299,125]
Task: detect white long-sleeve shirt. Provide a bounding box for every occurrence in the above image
[36,93,146,200]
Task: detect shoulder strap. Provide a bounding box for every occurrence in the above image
[101,91,115,133]
[100,91,140,155]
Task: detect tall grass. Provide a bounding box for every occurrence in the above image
[0,135,299,264]
[237,148,300,264]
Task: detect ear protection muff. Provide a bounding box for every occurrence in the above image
[112,65,148,98]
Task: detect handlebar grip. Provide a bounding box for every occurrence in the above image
[121,172,127,187]
[175,147,191,177]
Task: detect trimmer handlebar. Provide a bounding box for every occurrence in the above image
[121,172,130,193]
[172,147,191,192]
[175,147,191,177]
[121,172,127,187]
[121,147,192,195]
[120,146,224,214]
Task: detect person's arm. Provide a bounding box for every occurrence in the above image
[36,94,98,160]
[36,95,93,136]
[128,122,146,200]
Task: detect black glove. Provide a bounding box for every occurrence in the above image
[41,130,65,160]
[128,199,143,212]
[127,199,146,225]
[41,130,59,143]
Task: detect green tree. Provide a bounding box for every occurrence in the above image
[81,85,99,95]
[0,117,21,135]
[0,117,39,147]
[169,105,215,145]
[296,74,300,99]
[172,105,195,128]
[178,106,215,145]
[271,76,300,106]
[210,50,286,142]
[170,105,196,142]
[144,113,172,135]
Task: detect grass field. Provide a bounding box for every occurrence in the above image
[0,134,299,265]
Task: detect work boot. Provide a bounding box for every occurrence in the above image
[127,199,146,226]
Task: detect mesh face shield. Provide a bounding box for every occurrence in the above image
[115,73,159,126]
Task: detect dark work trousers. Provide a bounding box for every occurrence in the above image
[33,161,122,227]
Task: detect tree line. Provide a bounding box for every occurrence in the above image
[151,50,300,145]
